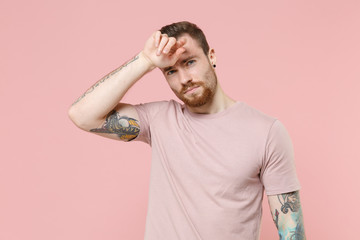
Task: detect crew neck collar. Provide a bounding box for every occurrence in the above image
[183,101,242,119]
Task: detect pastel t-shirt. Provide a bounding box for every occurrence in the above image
[132,99,301,240]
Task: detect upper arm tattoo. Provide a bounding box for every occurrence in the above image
[271,191,306,240]
[277,191,301,214]
[90,109,140,141]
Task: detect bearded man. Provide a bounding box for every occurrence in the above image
[68,21,306,240]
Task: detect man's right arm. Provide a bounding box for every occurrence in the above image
[68,30,185,141]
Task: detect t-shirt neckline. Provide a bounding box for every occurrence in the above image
[183,101,242,119]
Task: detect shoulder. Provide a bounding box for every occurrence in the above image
[133,99,183,118]
[234,101,278,131]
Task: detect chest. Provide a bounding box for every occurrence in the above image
[150,114,266,190]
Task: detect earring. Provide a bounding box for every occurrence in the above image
[213,64,216,68]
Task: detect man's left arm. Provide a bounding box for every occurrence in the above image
[267,190,306,240]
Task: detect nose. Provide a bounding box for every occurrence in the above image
[178,68,192,85]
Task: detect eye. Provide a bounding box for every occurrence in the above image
[167,70,176,76]
[187,60,195,66]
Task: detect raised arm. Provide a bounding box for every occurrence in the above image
[68,30,186,141]
[267,190,306,240]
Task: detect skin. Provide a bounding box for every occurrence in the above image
[69,29,306,238]
[89,109,140,141]
[142,31,236,114]
[149,32,307,239]
[85,32,236,138]
[268,191,307,239]
[160,34,219,109]
[71,55,139,107]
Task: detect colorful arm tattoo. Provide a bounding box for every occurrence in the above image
[90,110,140,141]
[270,191,306,240]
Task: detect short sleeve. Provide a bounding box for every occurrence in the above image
[260,119,301,195]
[132,101,168,145]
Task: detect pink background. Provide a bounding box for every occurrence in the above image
[1,0,359,239]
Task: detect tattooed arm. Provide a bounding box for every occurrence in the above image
[68,51,152,133]
[267,190,306,240]
[68,30,185,140]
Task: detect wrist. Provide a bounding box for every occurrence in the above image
[139,51,156,72]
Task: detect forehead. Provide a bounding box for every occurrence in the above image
[161,34,205,72]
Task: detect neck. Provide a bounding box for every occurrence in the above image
[185,84,236,114]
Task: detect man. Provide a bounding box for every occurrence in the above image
[68,21,306,240]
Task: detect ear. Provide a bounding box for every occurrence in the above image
[207,48,216,66]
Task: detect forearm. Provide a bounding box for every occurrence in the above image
[276,206,306,240]
[68,51,154,129]
[69,29,187,129]
[268,191,306,240]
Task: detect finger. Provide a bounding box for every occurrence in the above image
[157,34,169,56]
[153,31,161,47]
[173,47,186,59]
[168,39,186,55]
[169,39,186,53]
[176,38,186,48]
[162,37,176,54]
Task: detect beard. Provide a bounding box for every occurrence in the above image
[175,66,217,108]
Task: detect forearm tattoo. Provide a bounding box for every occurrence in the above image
[90,110,140,141]
[71,54,139,106]
[271,191,306,240]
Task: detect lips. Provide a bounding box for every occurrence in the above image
[183,86,199,94]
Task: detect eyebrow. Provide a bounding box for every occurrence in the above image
[163,55,197,72]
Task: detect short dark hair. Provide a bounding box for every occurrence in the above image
[159,21,210,56]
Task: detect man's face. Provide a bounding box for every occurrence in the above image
[161,34,217,108]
